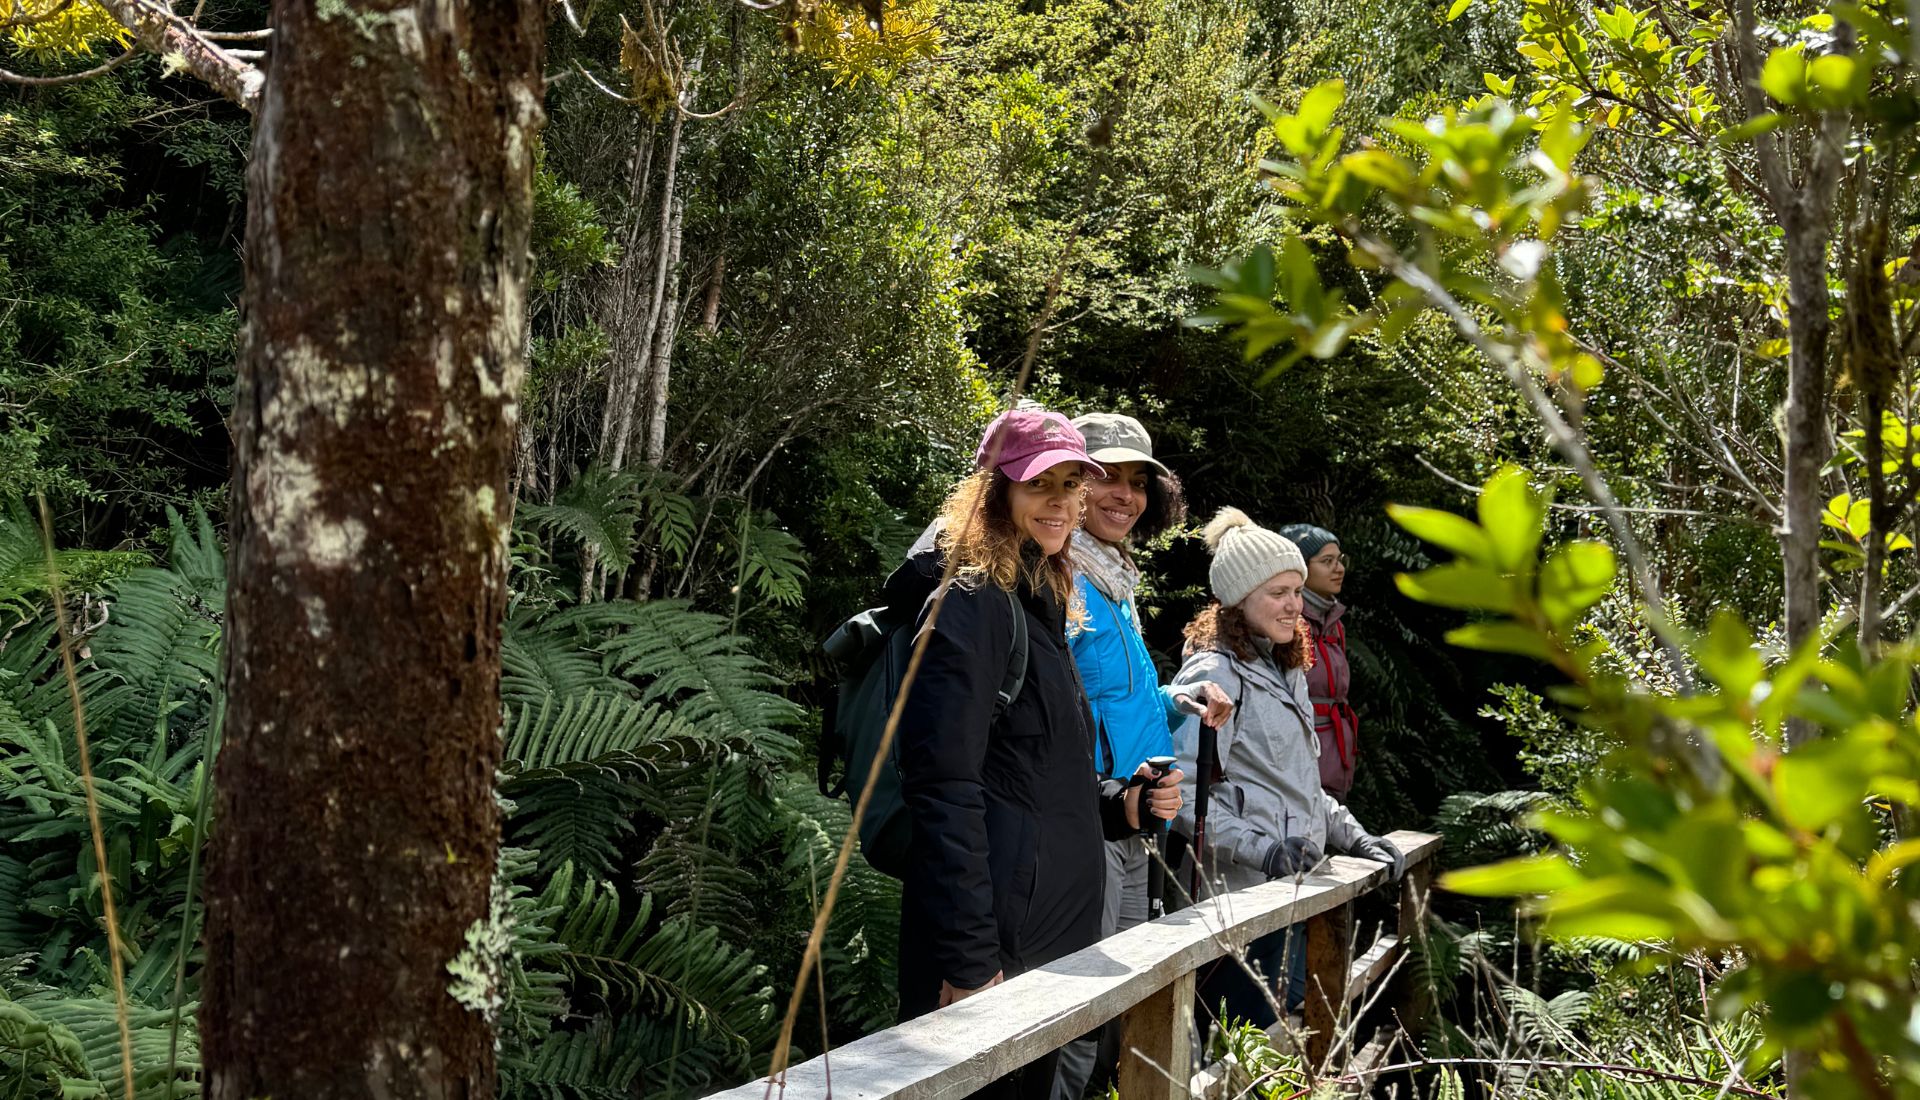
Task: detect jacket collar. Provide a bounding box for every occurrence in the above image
[1302,587,1345,629]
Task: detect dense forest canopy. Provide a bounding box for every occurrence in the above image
[4,0,1920,1096]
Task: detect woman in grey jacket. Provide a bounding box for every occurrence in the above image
[1168,508,1402,1027]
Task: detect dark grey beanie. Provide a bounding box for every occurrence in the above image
[1278,523,1338,561]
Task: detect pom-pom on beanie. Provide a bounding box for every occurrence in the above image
[1203,507,1307,608]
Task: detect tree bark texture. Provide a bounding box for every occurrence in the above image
[200,0,545,1093]
[1734,0,1845,749]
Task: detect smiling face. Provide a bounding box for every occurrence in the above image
[1008,462,1087,555]
[1239,570,1306,644]
[1083,460,1148,543]
[1305,542,1344,597]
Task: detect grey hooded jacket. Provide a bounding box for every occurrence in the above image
[1168,641,1367,897]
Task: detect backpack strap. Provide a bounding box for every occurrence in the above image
[994,588,1029,715]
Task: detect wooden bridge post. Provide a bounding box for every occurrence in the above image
[1117,967,1196,1100]
[1303,899,1353,1068]
[1394,857,1436,1039]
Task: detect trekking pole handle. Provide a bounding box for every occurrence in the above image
[1139,754,1176,837]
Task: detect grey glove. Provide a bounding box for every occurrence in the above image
[1349,833,1406,882]
[1260,836,1324,879]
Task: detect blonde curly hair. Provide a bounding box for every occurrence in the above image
[935,469,1083,620]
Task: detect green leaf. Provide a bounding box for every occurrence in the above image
[1695,610,1763,698]
[1278,235,1321,316]
[1773,743,1868,831]
[1440,853,1579,896]
[1396,561,1516,613]
[1240,244,1275,297]
[1446,0,1471,21]
[1476,467,1547,573]
[1445,621,1554,660]
[1295,79,1345,136]
[1822,492,1855,534]
[1846,497,1872,542]
[1536,109,1587,173]
[1806,54,1861,108]
[1387,503,1494,563]
[1537,541,1615,628]
[1760,46,1807,105]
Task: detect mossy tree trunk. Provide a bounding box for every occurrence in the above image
[199,0,545,1093]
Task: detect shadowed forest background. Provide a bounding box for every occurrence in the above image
[6,0,1912,1095]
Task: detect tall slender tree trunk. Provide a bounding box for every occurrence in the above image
[200,0,544,1091]
[641,189,686,466]
[601,107,686,473]
[1781,222,1833,729]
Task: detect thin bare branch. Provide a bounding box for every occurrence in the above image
[0,45,136,85]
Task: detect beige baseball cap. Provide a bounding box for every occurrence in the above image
[1070,412,1171,476]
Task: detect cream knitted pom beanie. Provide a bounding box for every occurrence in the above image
[1203,507,1307,607]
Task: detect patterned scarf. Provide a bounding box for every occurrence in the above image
[1071,528,1141,621]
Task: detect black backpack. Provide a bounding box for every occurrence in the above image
[818,584,1029,878]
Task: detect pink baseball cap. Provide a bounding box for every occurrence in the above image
[974,408,1105,483]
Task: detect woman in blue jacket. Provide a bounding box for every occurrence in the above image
[1051,413,1231,1100]
[1067,413,1233,929]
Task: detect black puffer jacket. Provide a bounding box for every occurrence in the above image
[890,549,1133,1019]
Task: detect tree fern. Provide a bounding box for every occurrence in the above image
[1435,789,1554,868]
[725,512,810,608]
[501,617,623,707]
[1499,985,1592,1054]
[520,467,651,571]
[508,775,647,879]
[776,779,900,1034]
[0,984,199,1100]
[537,865,773,1071]
[0,501,146,623]
[555,600,801,761]
[501,1015,654,1100]
[80,562,220,754]
[501,692,735,877]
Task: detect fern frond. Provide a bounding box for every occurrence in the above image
[777,779,900,1032]
[507,775,645,880]
[540,869,773,1069]
[502,621,622,707]
[521,467,648,570]
[84,565,221,753]
[726,513,809,608]
[554,600,800,760]
[5,988,199,1100]
[501,1015,653,1100]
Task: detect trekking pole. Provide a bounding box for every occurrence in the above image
[1141,754,1176,920]
[1174,695,1221,903]
[1190,721,1216,901]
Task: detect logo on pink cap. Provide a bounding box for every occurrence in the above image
[975,409,1105,483]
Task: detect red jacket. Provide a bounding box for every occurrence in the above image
[1302,592,1358,801]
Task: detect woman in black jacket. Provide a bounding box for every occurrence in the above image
[895,408,1182,1098]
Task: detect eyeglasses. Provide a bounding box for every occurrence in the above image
[1314,553,1351,568]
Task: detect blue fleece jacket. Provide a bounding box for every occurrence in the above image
[1070,573,1184,779]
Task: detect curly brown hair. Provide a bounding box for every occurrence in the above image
[935,469,1083,614]
[1131,470,1189,543]
[1182,601,1313,668]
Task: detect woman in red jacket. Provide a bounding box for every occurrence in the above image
[1279,523,1358,802]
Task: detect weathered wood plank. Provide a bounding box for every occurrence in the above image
[708,831,1440,1100]
[1342,933,1400,1007]
[1116,967,1194,1100]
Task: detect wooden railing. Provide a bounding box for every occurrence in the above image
[709,830,1441,1100]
